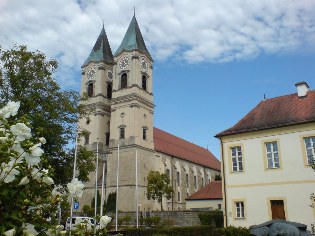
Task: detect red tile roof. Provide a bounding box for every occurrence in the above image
[216,90,315,137]
[186,181,222,200]
[153,128,221,171]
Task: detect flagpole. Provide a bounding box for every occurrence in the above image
[115,144,120,231]
[70,133,79,231]
[100,154,106,217]
[94,138,99,229]
[136,149,139,228]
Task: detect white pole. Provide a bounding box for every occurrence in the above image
[94,138,99,228]
[70,133,79,231]
[136,149,139,228]
[100,157,106,217]
[115,144,120,231]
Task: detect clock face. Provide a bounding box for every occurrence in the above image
[119,57,129,69]
[107,70,113,80]
[141,59,148,72]
[87,68,96,80]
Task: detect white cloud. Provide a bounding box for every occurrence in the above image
[0,0,314,88]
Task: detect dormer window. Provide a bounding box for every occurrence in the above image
[121,73,127,89]
[87,83,94,97]
[142,75,147,91]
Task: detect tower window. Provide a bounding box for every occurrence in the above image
[143,128,147,140]
[121,73,127,89]
[107,83,112,99]
[142,75,147,91]
[105,132,110,146]
[178,191,180,202]
[87,83,94,97]
[119,127,125,139]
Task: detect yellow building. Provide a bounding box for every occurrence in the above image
[216,82,315,229]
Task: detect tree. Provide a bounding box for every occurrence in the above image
[146,171,173,211]
[105,192,116,213]
[213,173,222,181]
[0,45,94,185]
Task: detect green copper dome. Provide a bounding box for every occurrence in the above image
[114,15,153,61]
[83,26,114,67]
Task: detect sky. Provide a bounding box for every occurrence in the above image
[0,0,315,158]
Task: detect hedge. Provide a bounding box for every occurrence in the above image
[198,210,224,228]
[124,225,224,236]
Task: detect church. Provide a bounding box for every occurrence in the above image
[78,14,221,212]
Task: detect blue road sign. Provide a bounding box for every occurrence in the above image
[74,202,79,210]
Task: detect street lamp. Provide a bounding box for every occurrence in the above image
[100,151,108,217]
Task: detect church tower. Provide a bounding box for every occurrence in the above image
[79,26,114,147]
[106,14,157,211]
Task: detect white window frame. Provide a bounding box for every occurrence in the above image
[231,146,243,172]
[265,141,280,168]
[304,136,315,165]
[235,201,245,218]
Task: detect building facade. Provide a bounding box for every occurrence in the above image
[78,15,220,212]
[216,82,315,229]
[186,181,222,211]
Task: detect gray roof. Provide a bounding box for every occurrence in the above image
[83,26,114,67]
[114,15,153,61]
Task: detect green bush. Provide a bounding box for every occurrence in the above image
[118,217,124,227]
[198,210,224,228]
[222,226,250,236]
[151,216,161,226]
[124,215,132,226]
[143,216,161,226]
[144,217,153,226]
[124,225,217,236]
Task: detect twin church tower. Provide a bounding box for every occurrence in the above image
[78,15,221,212]
[79,15,157,211]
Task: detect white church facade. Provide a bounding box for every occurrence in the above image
[78,15,220,212]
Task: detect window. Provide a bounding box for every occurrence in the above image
[218,204,221,209]
[304,136,315,165]
[194,176,197,189]
[177,191,180,202]
[231,146,243,172]
[119,127,125,139]
[265,141,280,168]
[176,172,180,185]
[84,134,89,145]
[121,73,127,89]
[186,174,189,188]
[143,128,147,140]
[201,177,204,187]
[235,201,245,218]
[166,169,170,179]
[105,132,110,146]
[142,75,147,91]
[87,83,94,97]
[107,83,112,99]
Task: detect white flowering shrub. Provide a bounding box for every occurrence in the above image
[0,101,111,236]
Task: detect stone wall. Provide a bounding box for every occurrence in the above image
[107,210,203,226]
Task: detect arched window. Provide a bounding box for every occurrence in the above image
[142,75,147,91]
[119,127,125,139]
[166,169,170,179]
[87,83,94,97]
[142,128,147,140]
[121,73,127,89]
[107,83,112,99]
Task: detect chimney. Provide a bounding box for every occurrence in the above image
[295,81,309,97]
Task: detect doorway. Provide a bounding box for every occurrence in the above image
[270,200,285,220]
